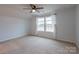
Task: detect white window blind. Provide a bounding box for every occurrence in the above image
[46,15,56,32]
[36,15,56,32]
[37,17,44,31]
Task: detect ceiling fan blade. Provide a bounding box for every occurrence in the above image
[36,10,40,13]
[23,8,32,10]
[36,7,44,9]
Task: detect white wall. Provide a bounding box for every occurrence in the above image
[56,7,76,43]
[76,5,79,48]
[0,16,30,42]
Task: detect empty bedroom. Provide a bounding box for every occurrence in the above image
[0,4,79,54]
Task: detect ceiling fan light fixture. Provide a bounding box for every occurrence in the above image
[32,9,36,12]
[23,4,44,13]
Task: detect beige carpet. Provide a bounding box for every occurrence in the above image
[0,36,77,54]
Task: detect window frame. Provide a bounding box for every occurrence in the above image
[36,15,56,32]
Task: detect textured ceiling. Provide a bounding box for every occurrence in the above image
[0,4,75,18]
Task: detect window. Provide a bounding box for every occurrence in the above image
[37,17,44,31]
[46,15,56,32]
[36,15,56,32]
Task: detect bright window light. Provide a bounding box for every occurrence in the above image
[36,15,56,32]
[46,15,56,32]
[37,17,44,31]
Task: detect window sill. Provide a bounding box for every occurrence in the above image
[36,31,54,33]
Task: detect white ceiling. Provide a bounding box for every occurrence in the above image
[0,4,75,18]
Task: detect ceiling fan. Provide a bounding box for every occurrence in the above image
[23,4,44,13]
